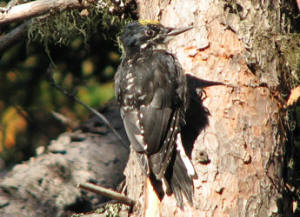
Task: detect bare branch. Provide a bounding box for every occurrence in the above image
[51,111,76,127]
[78,182,136,207]
[0,0,94,25]
[0,20,29,51]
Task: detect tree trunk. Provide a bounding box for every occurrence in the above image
[124,0,293,216]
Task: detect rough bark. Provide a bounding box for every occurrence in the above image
[0,105,129,217]
[124,0,292,216]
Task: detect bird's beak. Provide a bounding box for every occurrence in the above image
[166,26,193,36]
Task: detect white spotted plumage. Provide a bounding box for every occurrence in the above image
[115,21,195,208]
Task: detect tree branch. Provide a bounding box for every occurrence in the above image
[0,0,94,25]
[78,183,136,207]
[0,20,29,51]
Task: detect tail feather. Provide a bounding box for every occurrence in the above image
[167,151,194,208]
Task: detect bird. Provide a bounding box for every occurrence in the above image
[114,20,196,208]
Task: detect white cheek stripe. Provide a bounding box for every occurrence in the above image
[176,134,196,177]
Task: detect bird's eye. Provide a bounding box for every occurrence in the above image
[145,29,155,37]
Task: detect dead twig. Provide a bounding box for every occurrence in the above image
[78,182,136,207]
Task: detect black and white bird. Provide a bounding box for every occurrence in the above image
[114,20,196,208]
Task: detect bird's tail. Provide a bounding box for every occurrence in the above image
[167,148,195,208]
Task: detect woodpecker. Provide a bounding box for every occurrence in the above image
[115,20,196,208]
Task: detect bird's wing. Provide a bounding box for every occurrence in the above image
[116,51,186,177]
[121,83,174,155]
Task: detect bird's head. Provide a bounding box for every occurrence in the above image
[119,20,192,57]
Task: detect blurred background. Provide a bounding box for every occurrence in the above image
[0,1,136,167]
